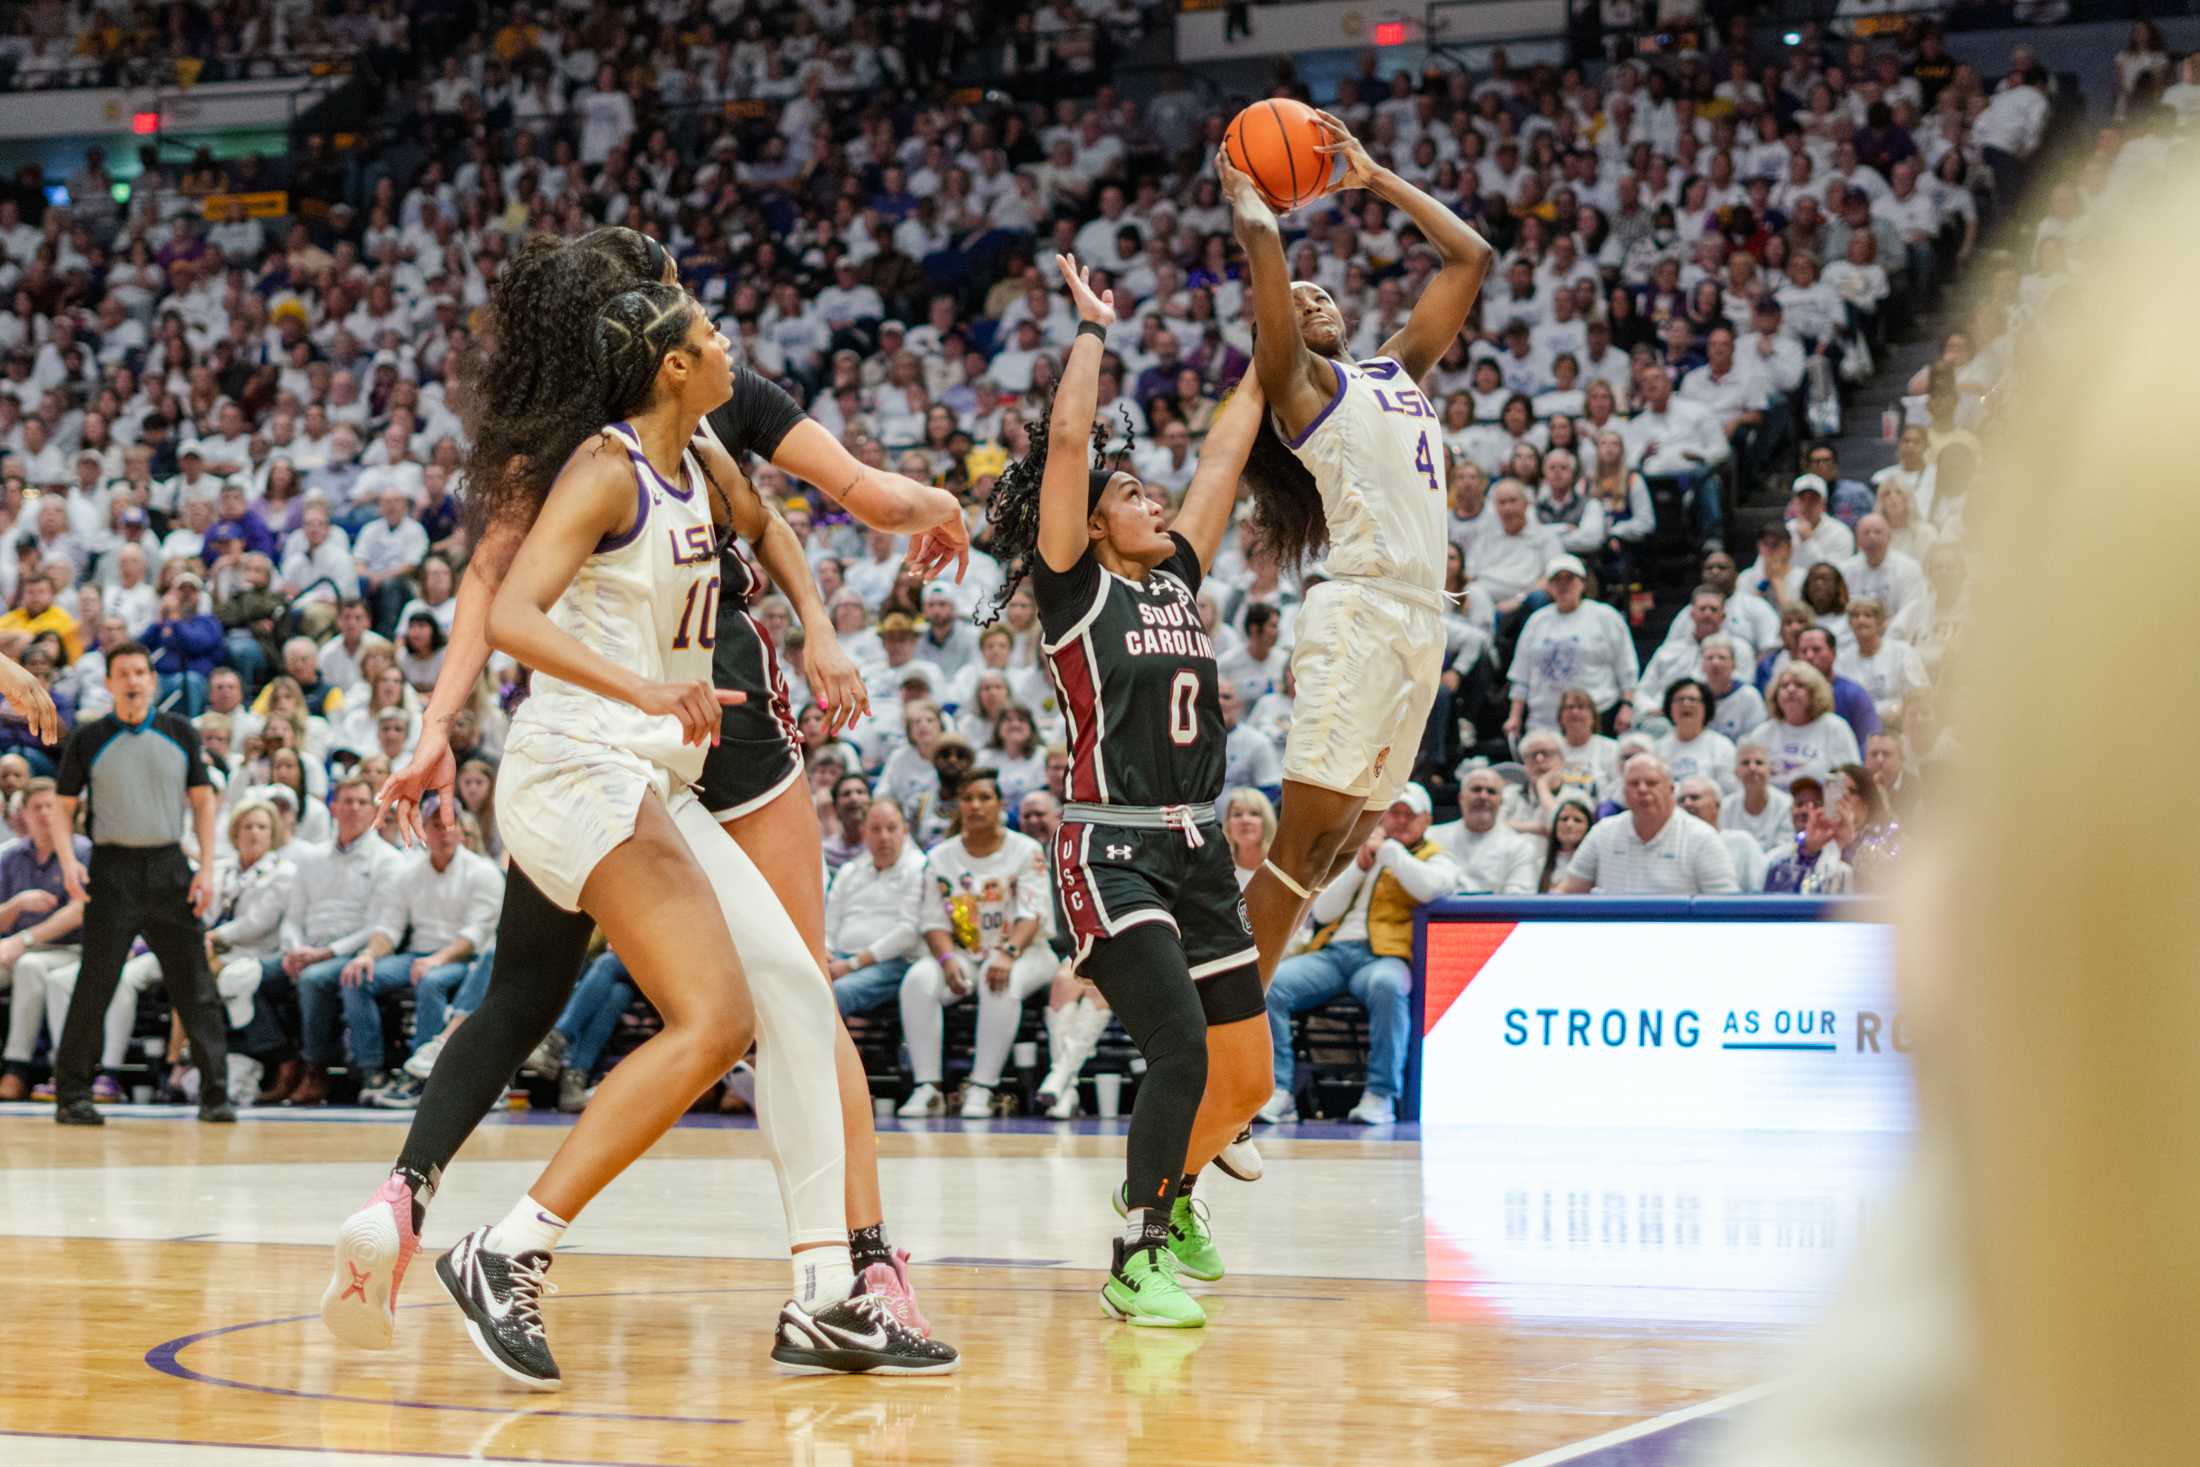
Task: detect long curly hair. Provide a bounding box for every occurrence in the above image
[1240,394,1328,571]
[980,394,1130,626]
[457,231,684,538]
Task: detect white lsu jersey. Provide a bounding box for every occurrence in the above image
[1280,355,1451,592]
[509,421,722,782]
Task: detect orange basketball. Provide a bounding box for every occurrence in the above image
[1225,98,1332,214]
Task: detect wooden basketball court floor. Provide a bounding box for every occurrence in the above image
[0,1105,1906,1466]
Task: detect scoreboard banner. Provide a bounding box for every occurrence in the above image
[1408,897,1912,1132]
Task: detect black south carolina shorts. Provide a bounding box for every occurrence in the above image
[694,612,804,819]
[1051,815,1265,1025]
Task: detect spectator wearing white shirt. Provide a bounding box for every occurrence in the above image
[340,807,504,1106]
[1836,514,1925,622]
[1217,602,1288,707]
[353,485,429,633]
[105,546,158,635]
[896,773,1054,1119]
[1701,636,1767,743]
[1678,326,1769,479]
[1505,555,1639,735]
[1747,663,1860,791]
[318,598,390,697]
[1787,475,1855,568]
[1131,419,1198,498]
[823,797,927,1019]
[1676,777,1767,892]
[1219,681,1283,796]
[1557,755,1739,895]
[280,500,360,608]
[1430,768,1540,894]
[1839,598,1930,726]
[1654,678,1739,795]
[283,779,406,1104]
[1467,479,1564,614]
[1723,742,1795,854]
[1640,585,1755,716]
[1619,368,1727,550]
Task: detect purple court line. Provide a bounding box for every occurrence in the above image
[145,1279,1362,1426]
[0,1429,664,1467]
[1563,1414,1735,1466]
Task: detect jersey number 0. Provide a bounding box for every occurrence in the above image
[1168,669,1199,746]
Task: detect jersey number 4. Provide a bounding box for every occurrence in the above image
[1414,431,1440,493]
[672,575,720,650]
[1168,669,1199,747]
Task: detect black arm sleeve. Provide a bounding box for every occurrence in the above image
[704,367,809,463]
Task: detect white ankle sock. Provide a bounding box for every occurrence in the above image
[792,1244,856,1310]
[486,1194,569,1258]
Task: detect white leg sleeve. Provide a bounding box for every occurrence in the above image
[102,952,164,1069]
[898,956,952,1084]
[2,956,42,1064]
[970,949,1058,1086]
[669,796,846,1251]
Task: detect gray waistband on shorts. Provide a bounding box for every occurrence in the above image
[1061,801,1218,829]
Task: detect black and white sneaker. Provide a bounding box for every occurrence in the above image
[436,1225,562,1391]
[771,1291,960,1376]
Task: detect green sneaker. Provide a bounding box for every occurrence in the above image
[1166,1195,1225,1281]
[1100,1239,1206,1328]
[1109,1184,1225,1282]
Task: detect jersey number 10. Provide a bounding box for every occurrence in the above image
[672,575,720,651]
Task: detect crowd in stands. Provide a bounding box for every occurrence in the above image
[1,0,2171,1118]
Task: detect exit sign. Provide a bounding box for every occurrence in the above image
[1373,20,1406,44]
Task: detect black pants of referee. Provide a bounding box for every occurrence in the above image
[53,844,228,1108]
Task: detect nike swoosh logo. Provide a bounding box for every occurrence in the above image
[468,1243,515,1323]
[820,1319,889,1351]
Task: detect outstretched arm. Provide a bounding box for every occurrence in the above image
[769,419,969,582]
[696,432,870,733]
[1216,148,1334,441]
[1038,254,1112,575]
[1171,371,1263,574]
[1312,112,1493,382]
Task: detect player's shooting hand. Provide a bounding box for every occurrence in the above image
[1213,146,1268,215]
[1310,110,1379,194]
[1055,254,1116,329]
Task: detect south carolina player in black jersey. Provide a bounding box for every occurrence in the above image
[985,256,1270,1328]
[324,229,968,1368]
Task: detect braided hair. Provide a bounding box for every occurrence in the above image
[979,394,1133,626]
[459,236,698,539]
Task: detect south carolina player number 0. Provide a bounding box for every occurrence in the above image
[1169,669,1199,746]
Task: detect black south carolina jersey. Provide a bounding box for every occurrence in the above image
[1032,532,1222,808]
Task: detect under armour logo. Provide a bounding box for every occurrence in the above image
[1107,844,1132,860]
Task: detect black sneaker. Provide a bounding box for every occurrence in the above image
[436,1225,562,1391]
[771,1292,960,1376]
[54,1098,104,1126]
[199,1100,238,1124]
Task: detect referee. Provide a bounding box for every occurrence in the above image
[48,641,233,1125]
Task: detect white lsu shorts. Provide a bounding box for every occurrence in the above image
[1282,578,1445,812]
[496,726,700,911]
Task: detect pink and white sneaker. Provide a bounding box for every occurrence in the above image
[858,1247,934,1338]
[320,1174,419,1350]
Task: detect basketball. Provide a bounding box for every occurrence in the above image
[1225,98,1332,213]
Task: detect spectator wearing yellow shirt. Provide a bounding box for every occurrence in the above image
[0,575,84,664]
